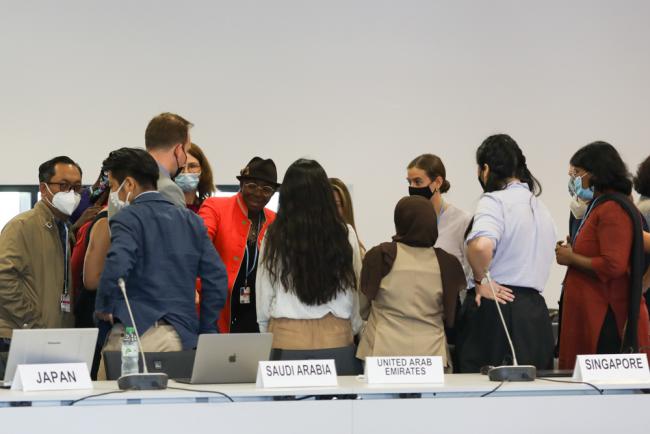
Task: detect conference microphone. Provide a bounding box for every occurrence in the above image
[116,278,168,390]
[484,271,536,382]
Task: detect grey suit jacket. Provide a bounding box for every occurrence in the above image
[157,171,186,208]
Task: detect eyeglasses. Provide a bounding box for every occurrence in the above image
[47,182,84,193]
[182,162,202,174]
[243,182,275,196]
[569,170,587,179]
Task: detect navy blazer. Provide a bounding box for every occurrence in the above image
[96,191,227,349]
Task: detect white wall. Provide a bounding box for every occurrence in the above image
[2,0,650,307]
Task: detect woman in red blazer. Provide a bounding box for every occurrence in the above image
[556,142,650,369]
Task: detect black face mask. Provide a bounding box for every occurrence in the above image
[409,185,434,200]
[172,148,186,180]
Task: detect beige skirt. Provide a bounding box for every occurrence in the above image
[269,314,353,350]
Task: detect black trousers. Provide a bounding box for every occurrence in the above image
[456,286,554,373]
[596,306,621,354]
[0,338,10,379]
[74,289,97,328]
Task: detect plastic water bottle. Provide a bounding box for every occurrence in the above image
[121,326,139,376]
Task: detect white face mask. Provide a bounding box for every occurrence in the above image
[44,184,81,216]
[108,180,131,220]
[570,196,588,219]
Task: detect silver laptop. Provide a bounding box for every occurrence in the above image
[0,328,98,387]
[176,333,272,384]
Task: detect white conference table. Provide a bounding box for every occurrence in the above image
[1,374,649,434]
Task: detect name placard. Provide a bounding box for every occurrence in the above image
[11,363,92,391]
[573,354,650,383]
[256,360,338,388]
[365,356,444,384]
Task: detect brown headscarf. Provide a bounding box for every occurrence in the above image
[392,196,438,247]
[361,196,466,327]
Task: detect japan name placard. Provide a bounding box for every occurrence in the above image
[11,363,92,391]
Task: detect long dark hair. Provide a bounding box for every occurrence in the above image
[570,141,632,195]
[476,134,542,196]
[263,159,357,305]
[187,142,216,205]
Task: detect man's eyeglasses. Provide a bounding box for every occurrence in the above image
[243,182,275,196]
[47,182,84,193]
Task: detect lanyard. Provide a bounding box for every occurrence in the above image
[63,224,69,295]
[243,214,262,285]
[243,243,259,285]
[571,197,601,245]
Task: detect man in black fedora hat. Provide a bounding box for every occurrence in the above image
[236,157,281,216]
[198,157,279,333]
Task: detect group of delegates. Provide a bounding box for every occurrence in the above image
[1,113,649,380]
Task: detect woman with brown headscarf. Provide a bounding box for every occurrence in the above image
[356,196,466,371]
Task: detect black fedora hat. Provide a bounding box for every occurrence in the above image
[236,157,280,187]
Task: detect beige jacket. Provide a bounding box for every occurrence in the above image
[357,243,450,368]
[0,201,74,338]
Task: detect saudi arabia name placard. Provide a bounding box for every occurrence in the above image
[256,359,338,388]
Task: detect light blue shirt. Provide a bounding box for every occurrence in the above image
[466,182,557,292]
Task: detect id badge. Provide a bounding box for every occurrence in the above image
[239,286,251,304]
[60,293,71,313]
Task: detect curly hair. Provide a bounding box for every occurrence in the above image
[570,141,632,195]
[476,134,542,196]
[262,159,357,306]
[102,147,159,190]
[633,155,650,197]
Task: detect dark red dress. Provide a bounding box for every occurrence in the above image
[559,200,650,369]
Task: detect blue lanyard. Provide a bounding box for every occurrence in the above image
[243,215,261,285]
[244,242,259,283]
[437,200,445,226]
[572,197,601,245]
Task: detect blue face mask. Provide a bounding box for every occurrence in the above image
[572,175,594,201]
[175,173,200,193]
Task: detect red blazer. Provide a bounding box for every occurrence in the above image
[198,193,276,332]
[559,200,650,369]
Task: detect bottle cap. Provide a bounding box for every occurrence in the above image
[125,326,135,334]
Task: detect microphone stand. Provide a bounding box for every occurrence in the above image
[484,271,536,382]
[116,278,168,390]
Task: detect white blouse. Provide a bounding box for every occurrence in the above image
[256,224,363,334]
[434,202,473,288]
